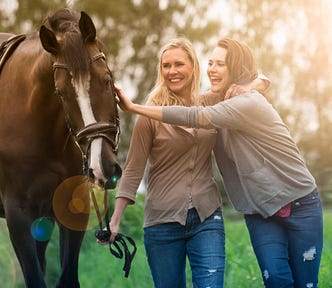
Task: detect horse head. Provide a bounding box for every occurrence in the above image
[39,9,122,189]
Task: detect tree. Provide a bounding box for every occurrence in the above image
[222,0,332,201]
[0,0,68,32]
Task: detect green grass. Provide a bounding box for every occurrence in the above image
[224,219,262,287]
[1,210,331,287]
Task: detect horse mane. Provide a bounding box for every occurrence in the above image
[42,8,90,81]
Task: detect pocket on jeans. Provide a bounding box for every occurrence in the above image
[210,207,222,219]
[292,190,321,208]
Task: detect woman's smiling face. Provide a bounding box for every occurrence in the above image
[207,46,228,93]
[161,47,194,99]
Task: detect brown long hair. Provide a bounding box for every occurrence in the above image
[217,37,258,98]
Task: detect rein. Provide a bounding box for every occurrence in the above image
[92,188,137,278]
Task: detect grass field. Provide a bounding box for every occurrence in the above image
[1,209,331,287]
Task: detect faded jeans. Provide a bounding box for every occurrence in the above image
[144,207,225,288]
[244,190,323,288]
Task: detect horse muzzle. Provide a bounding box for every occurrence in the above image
[84,139,122,189]
[75,122,122,189]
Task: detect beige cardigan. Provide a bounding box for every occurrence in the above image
[117,114,222,227]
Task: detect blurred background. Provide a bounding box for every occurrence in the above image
[1,0,331,287]
[1,0,331,199]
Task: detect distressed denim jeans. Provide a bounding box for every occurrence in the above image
[144,207,225,288]
[244,190,323,288]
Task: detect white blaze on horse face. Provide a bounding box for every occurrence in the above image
[89,139,107,182]
[73,77,107,183]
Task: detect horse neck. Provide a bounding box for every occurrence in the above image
[16,39,69,138]
[17,39,59,112]
[0,36,56,115]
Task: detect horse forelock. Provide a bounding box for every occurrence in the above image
[63,32,90,82]
[42,9,90,82]
[43,8,80,34]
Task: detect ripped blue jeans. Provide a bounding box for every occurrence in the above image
[144,207,225,288]
[244,190,323,288]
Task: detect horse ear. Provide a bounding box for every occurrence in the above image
[79,11,96,43]
[39,25,61,55]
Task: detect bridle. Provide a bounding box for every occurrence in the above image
[53,51,120,172]
[52,52,135,277]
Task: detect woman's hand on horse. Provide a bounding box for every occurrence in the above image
[114,86,134,112]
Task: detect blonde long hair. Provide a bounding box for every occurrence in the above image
[146,37,201,106]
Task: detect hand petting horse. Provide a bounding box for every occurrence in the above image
[0,8,121,288]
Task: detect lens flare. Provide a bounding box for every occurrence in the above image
[111,175,118,184]
[30,217,54,242]
[53,176,108,231]
[69,197,86,214]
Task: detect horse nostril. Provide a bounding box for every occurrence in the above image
[104,164,122,190]
[105,178,117,190]
[115,163,122,178]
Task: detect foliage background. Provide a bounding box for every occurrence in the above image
[0,0,331,287]
[1,1,331,196]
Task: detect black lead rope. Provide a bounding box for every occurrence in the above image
[109,232,137,278]
[92,188,137,278]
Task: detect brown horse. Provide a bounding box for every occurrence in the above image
[0,8,121,287]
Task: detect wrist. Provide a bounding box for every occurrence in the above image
[131,103,139,113]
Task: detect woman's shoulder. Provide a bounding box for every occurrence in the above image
[235,90,267,104]
[134,113,160,129]
[199,91,222,106]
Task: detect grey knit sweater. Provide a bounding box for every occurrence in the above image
[163,90,316,217]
